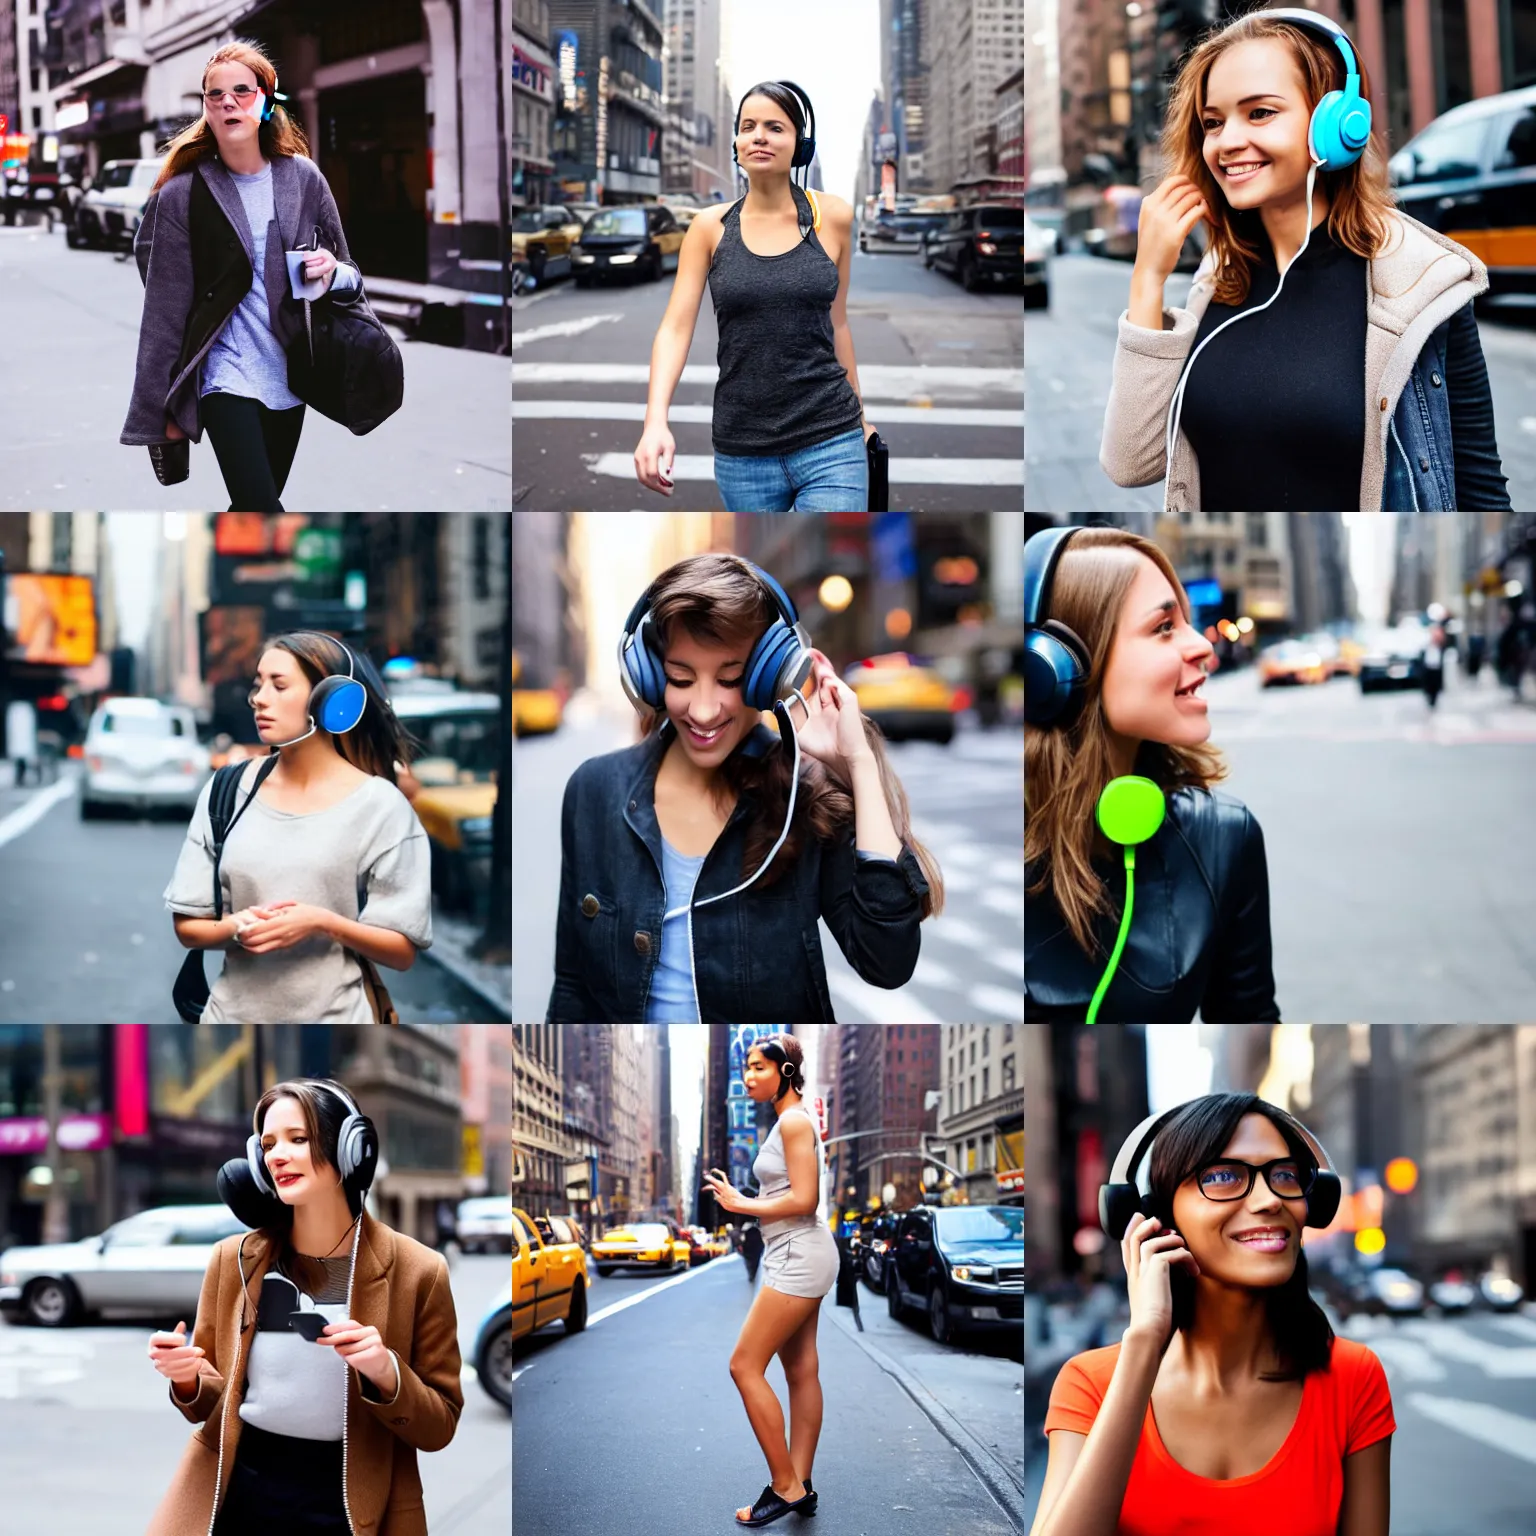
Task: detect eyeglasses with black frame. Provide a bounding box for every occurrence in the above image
[1194,1158,1315,1203]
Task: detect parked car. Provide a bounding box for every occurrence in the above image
[885,1203,1024,1345]
[1477,1271,1526,1312]
[0,1204,245,1327]
[511,1205,589,1348]
[591,1222,684,1275]
[1428,1275,1476,1314]
[1024,215,1052,309]
[573,204,685,286]
[842,653,957,744]
[862,205,937,253]
[1361,1267,1426,1317]
[1258,639,1331,689]
[80,697,210,820]
[456,1195,513,1255]
[1389,84,1536,304]
[860,1210,903,1291]
[1358,626,1428,693]
[511,204,587,286]
[471,1282,513,1410]
[923,203,1024,291]
[69,158,163,251]
[2,159,62,223]
[511,649,562,738]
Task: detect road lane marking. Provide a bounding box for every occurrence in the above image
[580,453,1022,487]
[825,970,939,1023]
[514,400,1023,428]
[1406,1393,1536,1465]
[0,776,76,849]
[1400,1320,1536,1376]
[1363,1337,1448,1381]
[585,1253,729,1328]
[965,983,1024,1021]
[514,363,1024,394]
[511,314,623,350]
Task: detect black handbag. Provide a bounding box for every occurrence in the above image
[147,439,190,486]
[866,430,889,512]
[285,225,404,436]
[171,756,277,1022]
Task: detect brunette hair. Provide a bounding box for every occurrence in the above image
[256,631,419,785]
[753,1033,806,1102]
[1024,527,1227,959]
[733,81,807,162]
[638,554,943,916]
[151,40,311,194]
[1147,1093,1334,1383]
[1161,12,1398,308]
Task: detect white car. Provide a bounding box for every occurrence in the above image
[0,1204,246,1327]
[457,1195,513,1254]
[80,697,210,819]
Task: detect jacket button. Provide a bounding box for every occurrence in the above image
[1431,372,1442,387]
[1419,456,1430,472]
[628,799,637,811]
[1379,397,1388,411]
[581,894,599,918]
[634,931,651,956]
[205,289,214,300]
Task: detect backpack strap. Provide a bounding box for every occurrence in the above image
[206,756,279,921]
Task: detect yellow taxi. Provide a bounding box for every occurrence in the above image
[512,1207,590,1343]
[512,204,589,284]
[592,1222,687,1276]
[1258,639,1331,688]
[511,650,563,737]
[843,652,958,744]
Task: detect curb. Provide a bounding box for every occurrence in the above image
[419,944,511,1021]
[827,1300,1028,1533]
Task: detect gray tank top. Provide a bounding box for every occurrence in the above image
[751,1101,825,1242]
[706,186,864,456]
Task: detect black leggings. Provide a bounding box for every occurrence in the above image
[211,1422,348,1535]
[201,392,306,512]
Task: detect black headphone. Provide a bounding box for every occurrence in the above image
[733,81,819,243]
[1098,1100,1341,1242]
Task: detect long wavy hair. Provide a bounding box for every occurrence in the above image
[1025,528,1226,959]
[151,39,311,194]
[1161,11,1398,308]
[256,631,419,786]
[1148,1093,1335,1384]
[639,554,943,917]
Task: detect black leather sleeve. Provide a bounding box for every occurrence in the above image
[819,830,928,989]
[1445,304,1512,511]
[1199,807,1280,1023]
[545,769,604,1023]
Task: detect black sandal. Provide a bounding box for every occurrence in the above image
[735,1483,818,1526]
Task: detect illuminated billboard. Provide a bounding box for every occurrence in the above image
[3,573,97,666]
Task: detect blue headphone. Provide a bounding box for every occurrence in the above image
[259,79,288,123]
[1025,527,1091,729]
[1261,9,1371,171]
[266,633,369,747]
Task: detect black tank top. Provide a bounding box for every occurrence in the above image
[706,186,864,456]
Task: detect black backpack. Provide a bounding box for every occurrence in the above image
[171,756,278,1022]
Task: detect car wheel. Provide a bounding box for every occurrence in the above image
[928,1284,954,1345]
[886,1267,906,1323]
[596,1265,614,1277]
[923,251,933,269]
[79,798,101,821]
[563,1277,588,1334]
[474,1319,512,1409]
[961,254,981,293]
[25,1276,78,1327]
[1024,284,1049,310]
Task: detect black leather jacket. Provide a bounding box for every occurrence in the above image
[1025,787,1278,1023]
[546,721,931,1022]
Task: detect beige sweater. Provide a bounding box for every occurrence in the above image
[1097,211,1489,511]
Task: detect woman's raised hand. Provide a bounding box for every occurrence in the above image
[1122,1213,1199,1355]
[1134,175,1209,284]
[148,1319,205,1389]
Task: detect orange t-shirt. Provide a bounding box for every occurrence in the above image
[1042,1335,1395,1536]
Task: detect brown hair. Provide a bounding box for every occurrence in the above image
[1161,12,1398,308]
[151,39,312,194]
[1025,528,1228,959]
[639,554,943,916]
[753,1033,807,1102]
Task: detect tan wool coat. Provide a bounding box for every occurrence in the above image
[1098,210,1489,511]
[143,1210,462,1536]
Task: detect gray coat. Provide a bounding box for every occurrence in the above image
[120,153,362,446]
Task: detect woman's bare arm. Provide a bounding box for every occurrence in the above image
[173,914,240,951]
[1336,1437,1391,1536]
[736,1111,819,1222]
[325,914,417,971]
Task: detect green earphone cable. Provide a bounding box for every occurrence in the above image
[1086,845,1137,1025]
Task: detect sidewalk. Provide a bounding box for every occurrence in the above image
[422,906,510,1020]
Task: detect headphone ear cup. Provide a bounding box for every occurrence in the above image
[220,1152,289,1232]
[743,622,798,712]
[310,676,366,735]
[1306,1171,1342,1228]
[624,612,667,710]
[1025,622,1090,727]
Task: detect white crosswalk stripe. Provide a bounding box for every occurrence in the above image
[515,400,1023,429]
[1405,1393,1536,1466]
[514,362,1024,393]
[966,982,1025,1021]
[579,451,1022,487]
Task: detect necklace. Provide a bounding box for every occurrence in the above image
[294,1211,360,1262]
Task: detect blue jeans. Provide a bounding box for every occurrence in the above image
[714,425,867,511]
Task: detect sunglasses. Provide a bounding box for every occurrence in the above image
[204,87,261,107]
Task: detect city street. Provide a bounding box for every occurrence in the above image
[1024,252,1536,512]
[0,764,503,1024]
[513,1249,1025,1535]
[1193,658,1536,1023]
[512,244,1023,511]
[0,220,511,513]
[511,701,1024,1024]
[0,1249,509,1536]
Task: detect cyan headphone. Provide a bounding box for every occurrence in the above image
[1099,1099,1342,1242]
[259,79,288,123]
[265,633,369,746]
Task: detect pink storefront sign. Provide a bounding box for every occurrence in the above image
[0,1114,113,1155]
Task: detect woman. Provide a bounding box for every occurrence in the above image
[633,81,875,510]
[120,39,367,511]
[702,1035,837,1527]
[546,553,942,1022]
[1025,526,1278,1022]
[165,631,432,1023]
[144,1079,463,1535]
[1030,1094,1393,1536]
[1098,10,1510,511]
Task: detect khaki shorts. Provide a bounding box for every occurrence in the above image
[760,1224,839,1299]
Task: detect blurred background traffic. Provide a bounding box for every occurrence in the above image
[1025,1021,1536,1536]
[0,512,510,1024]
[513,1023,1024,1532]
[511,511,1025,1024]
[1027,511,1536,1023]
[0,1021,512,1535]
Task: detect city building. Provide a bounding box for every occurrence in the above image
[562,1024,645,1224]
[513,0,555,210]
[661,0,731,202]
[922,0,1023,199]
[833,1025,939,1215]
[878,0,931,194]
[934,1025,1023,1205]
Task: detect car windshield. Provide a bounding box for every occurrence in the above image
[975,207,1025,229]
[131,163,162,189]
[935,1207,1024,1243]
[619,1224,668,1241]
[101,710,177,737]
[98,163,137,190]
[459,1197,510,1218]
[585,209,646,236]
[406,708,500,781]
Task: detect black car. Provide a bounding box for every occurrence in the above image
[1390,84,1536,304]
[860,1211,903,1291]
[885,1203,1024,1345]
[923,204,1024,292]
[572,205,684,287]
[1358,624,1428,693]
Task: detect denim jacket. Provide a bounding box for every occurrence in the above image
[546,721,931,1023]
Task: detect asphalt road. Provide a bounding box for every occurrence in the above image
[0,219,510,512]
[0,1248,510,1536]
[1024,252,1536,511]
[514,1249,1025,1534]
[512,240,1024,511]
[511,699,1024,1023]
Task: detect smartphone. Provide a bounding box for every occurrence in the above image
[289,1311,327,1342]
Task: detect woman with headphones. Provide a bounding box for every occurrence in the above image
[1031,1093,1392,1536]
[144,1079,463,1536]
[634,81,876,511]
[1098,9,1509,512]
[164,631,432,1024]
[1025,525,1278,1022]
[547,553,943,1023]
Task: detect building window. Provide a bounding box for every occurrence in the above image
[969,1075,975,1108]
[970,1040,976,1065]
[1003,1058,1015,1093]
[982,1066,989,1100]
[983,1031,989,1056]
[473,516,491,600]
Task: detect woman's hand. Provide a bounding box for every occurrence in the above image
[634,421,676,497]
[318,1319,396,1394]
[228,906,279,946]
[792,647,870,780]
[164,417,187,441]
[701,1168,749,1214]
[1121,1212,1199,1356]
[148,1320,206,1390]
[235,901,334,954]
[862,417,876,445]
[303,248,339,291]
[1134,175,1208,284]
